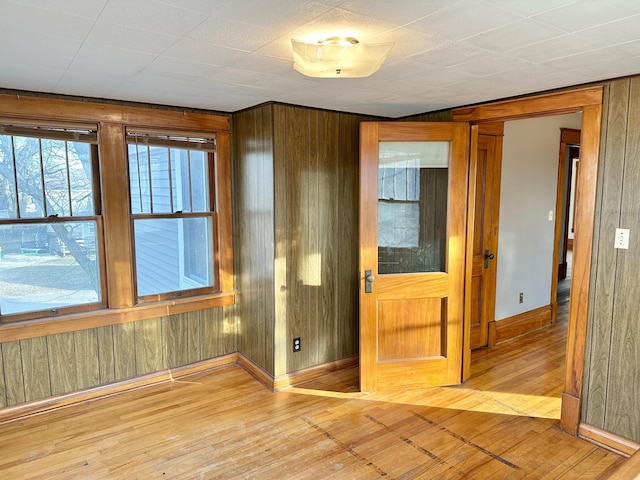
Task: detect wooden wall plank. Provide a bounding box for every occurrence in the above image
[164,314,188,369]
[113,322,136,380]
[604,76,640,442]
[47,332,77,396]
[273,104,288,377]
[74,329,100,390]
[1,342,23,406]
[317,110,340,364]
[20,336,51,402]
[338,113,361,358]
[186,311,202,364]
[583,79,629,427]
[308,109,321,366]
[97,325,116,384]
[134,318,164,375]
[285,106,311,373]
[200,309,220,360]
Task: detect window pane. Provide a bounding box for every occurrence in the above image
[128,143,150,214]
[129,145,209,215]
[0,221,100,316]
[0,134,18,218]
[68,142,94,216]
[188,150,208,212]
[14,136,44,218]
[133,217,213,296]
[378,141,449,274]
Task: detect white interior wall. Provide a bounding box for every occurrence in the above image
[495,112,582,321]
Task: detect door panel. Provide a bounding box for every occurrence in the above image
[359,122,469,391]
[469,128,503,349]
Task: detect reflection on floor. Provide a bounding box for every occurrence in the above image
[295,250,572,420]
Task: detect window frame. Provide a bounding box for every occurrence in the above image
[126,131,219,301]
[0,93,234,340]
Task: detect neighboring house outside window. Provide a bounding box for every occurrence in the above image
[127,131,216,299]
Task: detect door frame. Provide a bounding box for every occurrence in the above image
[453,86,603,435]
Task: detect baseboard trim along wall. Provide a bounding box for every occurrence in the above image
[0,353,239,424]
[0,353,360,423]
[489,305,552,346]
[579,423,640,457]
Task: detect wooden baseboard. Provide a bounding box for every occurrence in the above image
[489,305,552,346]
[0,353,239,424]
[238,353,360,391]
[237,353,278,391]
[561,392,581,435]
[579,423,640,457]
[0,352,360,424]
[273,355,359,390]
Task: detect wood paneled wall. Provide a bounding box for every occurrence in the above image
[233,104,364,376]
[0,308,235,407]
[233,105,277,374]
[582,77,640,443]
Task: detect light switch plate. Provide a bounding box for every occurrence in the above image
[615,228,630,249]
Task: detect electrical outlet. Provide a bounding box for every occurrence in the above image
[519,292,524,304]
[293,337,301,352]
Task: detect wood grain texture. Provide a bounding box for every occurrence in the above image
[20,336,50,402]
[604,76,640,442]
[233,103,361,377]
[47,332,77,396]
[233,104,277,374]
[0,361,623,479]
[0,309,233,408]
[582,79,628,428]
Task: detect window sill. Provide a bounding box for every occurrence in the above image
[0,291,238,343]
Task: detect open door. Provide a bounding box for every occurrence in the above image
[359,122,470,391]
[470,124,503,349]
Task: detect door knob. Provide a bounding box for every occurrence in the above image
[484,250,495,268]
[365,269,374,293]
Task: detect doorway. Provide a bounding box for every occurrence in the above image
[453,86,603,434]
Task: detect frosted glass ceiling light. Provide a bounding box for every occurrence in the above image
[291,36,394,78]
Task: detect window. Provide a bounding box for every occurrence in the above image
[0,122,103,320]
[127,130,217,299]
[0,93,233,333]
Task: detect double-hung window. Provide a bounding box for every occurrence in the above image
[0,121,103,320]
[127,130,217,300]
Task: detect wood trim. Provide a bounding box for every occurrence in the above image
[238,353,277,391]
[99,121,135,308]
[0,353,239,425]
[238,353,360,392]
[488,305,552,346]
[564,103,602,406]
[273,355,359,391]
[215,130,234,292]
[463,124,479,380]
[477,122,504,136]
[579,423,640,457]
[453,86,604,437]
[0,92,230,131]
[452,87,603,123]
[0,291,236,343]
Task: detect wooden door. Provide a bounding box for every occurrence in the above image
[359,122,470,391]
[470,125,503,349]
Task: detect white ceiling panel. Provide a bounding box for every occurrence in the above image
[2,0,640,117]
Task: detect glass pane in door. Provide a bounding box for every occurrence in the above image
[378,141,449,274]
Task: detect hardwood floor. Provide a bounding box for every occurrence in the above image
[0,316,625,479]
[0,260,627,479]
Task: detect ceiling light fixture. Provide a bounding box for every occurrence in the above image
[291,36,394,78]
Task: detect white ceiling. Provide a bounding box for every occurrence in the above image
[2,0,640,118]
